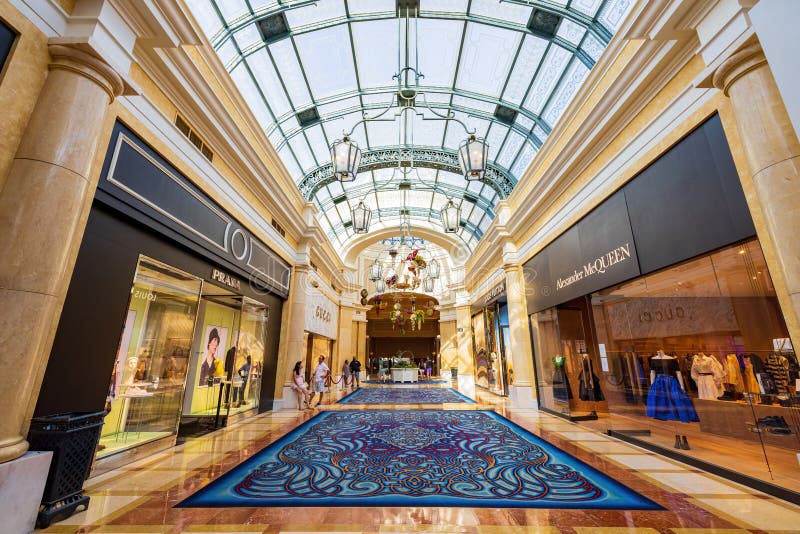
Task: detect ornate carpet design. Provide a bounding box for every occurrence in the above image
[363,379,449,384]
[337,387,475,404]
[177,410,662,510]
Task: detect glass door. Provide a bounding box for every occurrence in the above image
[98,257,202,458]
[228,299,268,415]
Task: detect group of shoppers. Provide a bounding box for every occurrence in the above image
[292,355,361,410]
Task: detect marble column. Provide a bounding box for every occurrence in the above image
[713,40,800,346]
[504,264,537,408]
[0,44,123,463]
[455,305,475,397]
[274,265,310,408]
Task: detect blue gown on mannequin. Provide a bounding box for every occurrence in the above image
[646,355,699,423]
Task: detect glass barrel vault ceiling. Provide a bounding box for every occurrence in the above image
[187,0,633,251]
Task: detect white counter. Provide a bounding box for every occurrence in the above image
[390,368,419,383]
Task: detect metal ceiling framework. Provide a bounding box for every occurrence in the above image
[188,0,633,251]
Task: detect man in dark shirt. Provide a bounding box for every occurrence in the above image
[349,358,361,388]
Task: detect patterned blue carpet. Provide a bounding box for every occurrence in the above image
[338,387,474,404]
[363,378,449,384]
[177,410,662,510]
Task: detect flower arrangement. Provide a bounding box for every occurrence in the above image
[410,309,425,331]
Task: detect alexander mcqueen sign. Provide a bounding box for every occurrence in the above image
[522,191,640,313]
[556,243,633,292]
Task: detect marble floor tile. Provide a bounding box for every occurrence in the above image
[650,473,751,496]
[604,454,688,471]
[693,496,800,530]
[48,494,142,526]
[576,440,643,454]
[553,431,613,441]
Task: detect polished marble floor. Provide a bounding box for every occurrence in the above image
[37,384,800,533]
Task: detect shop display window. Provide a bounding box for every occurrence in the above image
[98,257,202,458]
[583,239,799,490]
[182,296,268,419]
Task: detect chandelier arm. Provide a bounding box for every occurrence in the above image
[344,95,399,137]
[415,93,476,135]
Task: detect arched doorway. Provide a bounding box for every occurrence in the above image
[366,293,440,376]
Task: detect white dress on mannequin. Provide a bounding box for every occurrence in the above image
[691,354,724,399]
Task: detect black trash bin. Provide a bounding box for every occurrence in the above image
[450,367,458,381]
[28,411,106,528]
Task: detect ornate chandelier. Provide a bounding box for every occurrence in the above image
[368,215,440,295]
[330,5,487,236]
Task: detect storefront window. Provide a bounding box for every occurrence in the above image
[182,295,268,419]
[98,257,202,458]
[588,239,800,490]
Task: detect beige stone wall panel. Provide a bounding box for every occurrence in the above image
[0,3,50,192]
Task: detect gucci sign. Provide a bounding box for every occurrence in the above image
[315,305,332,322]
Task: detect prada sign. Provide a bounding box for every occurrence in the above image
[524,192,640,313]
[211,268,241,290]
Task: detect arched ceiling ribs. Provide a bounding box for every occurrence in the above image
[298,146,515,200]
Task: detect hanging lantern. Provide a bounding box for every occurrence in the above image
[375,278,386,293]
[423,277,435,292]
[440,199,461,233]
[330,136,361,182]
[458,135,488,181]
[368,260,383,281]
[351,200,371,234]
[427,258,441,279]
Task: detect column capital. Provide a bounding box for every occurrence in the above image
[712,41,767,97]
[48,44,125,103]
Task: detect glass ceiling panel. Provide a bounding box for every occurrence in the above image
[190,0,630,253]
[348,0,395,16]
[246,50,292,119]
[352,19,400,88]
[268,39,313,111]
[468,0,532,25]
[416,19,464,87]
[294,25,357,101]
[502,35,549,105]
[456,23,521,98]
[420,0,470,14]
[286,0,345,28]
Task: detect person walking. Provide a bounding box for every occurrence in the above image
[292,360,311,410]
[426,358,432,379]
[309,355,330,407]
[349,357,361,388]
[341,359,351,391]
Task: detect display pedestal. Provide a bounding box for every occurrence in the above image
[0,451,52,534]
[391,368,419,383]
[508,384,538,409]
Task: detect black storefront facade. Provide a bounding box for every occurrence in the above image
[34,122,291,473]
[525,114,800,499]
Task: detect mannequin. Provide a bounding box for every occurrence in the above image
[646,350,699,422]
[691,353,724,400]
[551,355,572,403]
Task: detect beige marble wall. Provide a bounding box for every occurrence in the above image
[713,40,800,345]
[0,2,50,193]
[439,320,458,372]
[456,306,474,377]
[273,266,310,401]
[0,44,123,463]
